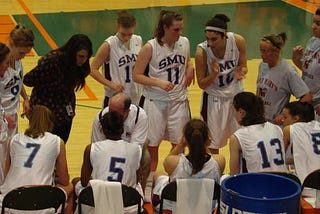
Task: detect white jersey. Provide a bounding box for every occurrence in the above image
[170,154,221,183]
[0,60,23,115]
[234,122,287,172]
[198,32,243,98]
[90,139,142,187]
[142,37,190,101]
[290,121,320,182]
[0,132,60,195]
[256,60,310,121]
[91,104,147,146]
[302,37,320,106]
[103,35,142,103]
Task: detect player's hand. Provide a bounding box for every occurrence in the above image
[22,99,30,116]
[210,59,219,75]
[4,114,16,129]
[292,46,304,61]
[273,114,284,126]
[235,66,248,80]
[158,80,174,92]
[110,82,125,92]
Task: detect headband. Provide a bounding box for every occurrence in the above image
[205,26,226,33]
[263,37,281,49]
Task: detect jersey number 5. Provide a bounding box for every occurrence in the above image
[107,157,126,182]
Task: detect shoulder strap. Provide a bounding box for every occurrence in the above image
[135,105,140,124]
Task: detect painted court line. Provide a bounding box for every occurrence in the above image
[15,0,97,101]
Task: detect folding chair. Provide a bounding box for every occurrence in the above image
[78,184,143,214]
[301,169,320,212]
[263,171,301,186]
[1,185,66,214]
[159,179,221,214]
[302,169,320,190]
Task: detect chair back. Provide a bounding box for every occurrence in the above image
[302,169,320,190]
[78,184,142,214]
[159,179,220,214]
[1,185,65,214]
[264,171,301,186]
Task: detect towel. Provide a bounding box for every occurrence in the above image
[175,178,215,214]
[89,180,124,214]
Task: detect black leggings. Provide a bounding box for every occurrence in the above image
[52,121,73,143]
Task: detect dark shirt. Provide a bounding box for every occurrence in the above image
[24,51,76,126]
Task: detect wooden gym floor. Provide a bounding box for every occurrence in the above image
[0,0,318,179]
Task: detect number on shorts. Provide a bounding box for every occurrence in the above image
[107,157,126,182]
[311,133,320,154]
[24,143,41,168]
[257,139,284,169]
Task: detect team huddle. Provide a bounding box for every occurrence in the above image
[0,7,319,214]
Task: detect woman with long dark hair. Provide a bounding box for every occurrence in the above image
[24,34,93,143]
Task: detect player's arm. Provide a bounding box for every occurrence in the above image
[292,45,303,70]
[185,40,194,87]
[133,44,174,91]
[80,144,93,187]
[55,139,70,186]
[20,85,30,115]
[234,33,248,80]
[229,134,241,175]
[212,154,226,174]
[90,42,124,92]
[282,125,291,151]
[195,46,218,90]
[4,140,11,176]
[299,92,313,103]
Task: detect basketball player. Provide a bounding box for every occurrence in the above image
[195,14,247,154]
[257,32,312,125]
[74,111,143,198]
[292,8,320,121]
[0,43,10,142]
[132,10,194,201]
[0,24,34,185]
[229,92,287,175]
[91,92,147,146]
[90,10,143,107]
[152,119,225,212]
[282,101,320,183]
[0,105,73,214]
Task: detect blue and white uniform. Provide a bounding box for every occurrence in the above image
[103,35,142,105]
[233,122,287,172]
[198,32,241,149]
[141,37,191,146]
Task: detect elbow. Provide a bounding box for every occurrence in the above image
[132,73,140,83]
[197,82,207,90]
[300,92,313,103]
